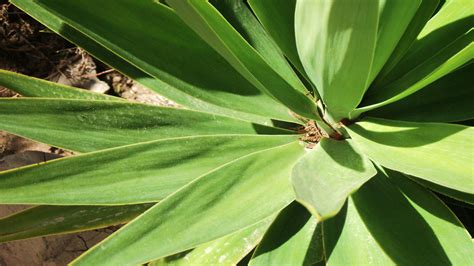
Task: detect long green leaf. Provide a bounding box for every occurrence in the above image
[374,0,473,88]
[295,0,379,121]
[0,98,290,152]
[12,0,296,124]
[0,70,119,100]
[0,135,298,205]
[210,0,307,94]
[371,0,440,90]
[247,0,307,79]
[167,0,318,120]
[324,170,473,265]
[368,63,474,122]
[368,0,421,84]
[355,28,473,117]
[0,204,152,243]
[291,139,376,220]
[346,117,474,194]
[407,175,474,204]
[150,217,274,266]
[250,203,323,266]
[72,142,305,265]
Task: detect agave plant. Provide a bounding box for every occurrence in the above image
[0,0,473,265]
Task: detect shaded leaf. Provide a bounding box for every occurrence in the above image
[374,0,473,88]
[324,170,473,265]
[167,0,318,120]
[346,117,474,194]
[211,0,308,94]
[355,28,473,117]
[368,0,421,83]
[72,142,305,265]
[368,63,474,122]
[250,202,323,266]
[371,0,440,90]
[11,0,296,124]
[292,139,376,220]
[0,135,298,205]
[247,0,308,79]
[0,204,152,243]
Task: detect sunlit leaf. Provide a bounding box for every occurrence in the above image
[295,0,378,121]
[0,70,119,100]
[0,135,298,205]
[0,204,152,242]
[0,98,290,152]
[72,142,305,265]
[150,217,274,266]
[347,117,474,194]
[291,139,376,220]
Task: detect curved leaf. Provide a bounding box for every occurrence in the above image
[346,117,474,194]
[291,139,376,220]
[72,142,305,265]
[295,0,379,121]
[0,135,298,205]
[0,70,119,100]
[324,170,473,265]
[250,203,323,266]
[0,98,290,152]
[167,0,318,120]
[368,63,474,122]
[0,204,152,243]
[12,0,296,124]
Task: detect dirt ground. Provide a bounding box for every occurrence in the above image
[0,2,175,265]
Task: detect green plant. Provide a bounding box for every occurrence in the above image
[0,0,472,264]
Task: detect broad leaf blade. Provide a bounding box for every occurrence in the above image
[0,70,119,100]
[150,217,274,266]
[0,98,290,152]
[12,0,296,124]
[295,0,379,121]
[346,117,474,194]
[368,63,474,122]
[0,204,152,243]
[250,203,323,266]
[72,142,305,265]
[324,170,473,265]
[167,0,318,120]
[292,139,376,220]
[0,135,298,205]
